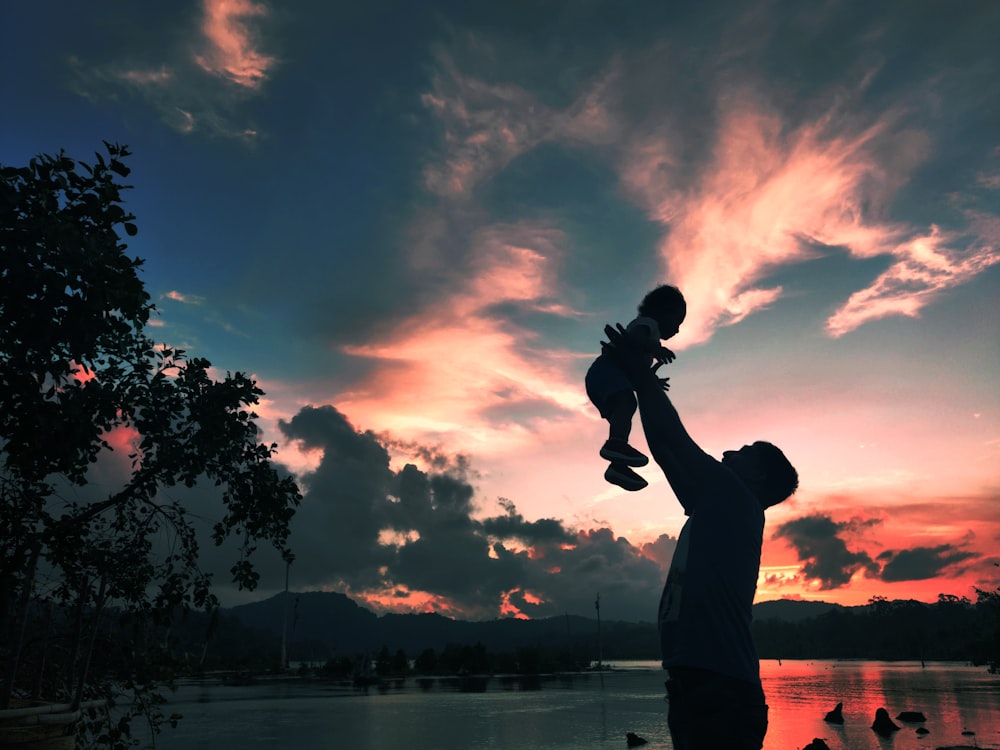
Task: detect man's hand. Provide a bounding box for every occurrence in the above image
[602,323,658,387]
[657,345,676,364]
[653,360,671,391]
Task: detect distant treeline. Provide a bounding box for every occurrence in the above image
[22,590,993,683]
[292,591,1000,675]
[752,593,999,668]
[320,641,592,679]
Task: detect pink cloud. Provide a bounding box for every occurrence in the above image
[195,0,275,89]
[619,95,922,345]
[826,224,1000,337]
[335,223,589,454]
[67,2,271,139]
[420,54,631,200]
[421,54,556,198]
[612,90,1000,343]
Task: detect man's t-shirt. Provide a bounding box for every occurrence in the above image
[657,459,764,685]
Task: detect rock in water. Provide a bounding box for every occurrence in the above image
[871,707,900,737]
[626,732,648,747]
[803,739,831,750]
[823,702,844,724]
[897,710,926,722]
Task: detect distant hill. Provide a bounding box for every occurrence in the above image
[753,599,843,622]
[225,592,838,660]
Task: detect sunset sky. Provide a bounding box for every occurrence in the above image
[3,1,998,623]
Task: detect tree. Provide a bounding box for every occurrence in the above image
[972,585,1000,673]
[0,143,301,747]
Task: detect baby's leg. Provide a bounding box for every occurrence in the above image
[604,390,637,442]
[600,390,648,468]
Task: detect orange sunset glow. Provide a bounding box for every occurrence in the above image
[5,0,997,625]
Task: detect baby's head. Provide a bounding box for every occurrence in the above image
[638,284,686,339]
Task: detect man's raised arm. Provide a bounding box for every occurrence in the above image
[602,324,713,510]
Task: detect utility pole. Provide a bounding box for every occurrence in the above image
[595,592,603,670]
[280,560,290,669]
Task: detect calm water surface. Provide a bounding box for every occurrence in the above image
[149,661,999,750]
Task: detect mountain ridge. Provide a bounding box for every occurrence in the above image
[226,591,844,659]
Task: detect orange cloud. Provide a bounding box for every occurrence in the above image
[623,95,919,345]
[499,588,531,619]
[353,587,461,617]
[195,0,275,89]
[759,492,999,605]
[336,223,589,455]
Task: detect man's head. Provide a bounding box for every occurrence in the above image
[722,441,798,508]
[638,284,686,339]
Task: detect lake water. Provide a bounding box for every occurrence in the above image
[150,661,1000,750]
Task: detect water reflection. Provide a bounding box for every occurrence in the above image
[150,661,999,750]
[405,673,584,693]
[761,660,1000,750]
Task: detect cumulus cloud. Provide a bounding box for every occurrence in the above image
[275,404,664,621]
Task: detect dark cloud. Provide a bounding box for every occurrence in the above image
[378,436,477,478]
[877,545,979,582]
[774,514,880,589]
[775,512,983,589]
[273,404,664,621]
[640,534,678,570]
[481,499,575,545]
[278,405,395,586]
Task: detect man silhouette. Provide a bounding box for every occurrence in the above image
[602,323,798,750]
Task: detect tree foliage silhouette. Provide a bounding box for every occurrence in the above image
[0,143,300,745]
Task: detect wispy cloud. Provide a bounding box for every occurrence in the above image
[163,290,206,305]
[826,223,1000,336]
[421,53,555,199]
[68,0,275,140]
[421,43,999,345]
[336,222,588,454]
[118,67,174,86]
[622,93,920,344]
[195,0,276,89]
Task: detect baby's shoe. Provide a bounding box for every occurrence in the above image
[600,439,649,467]
[605,463,648,491]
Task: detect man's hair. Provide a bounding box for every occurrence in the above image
[752,441,798,508]
[638,284,686,325]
